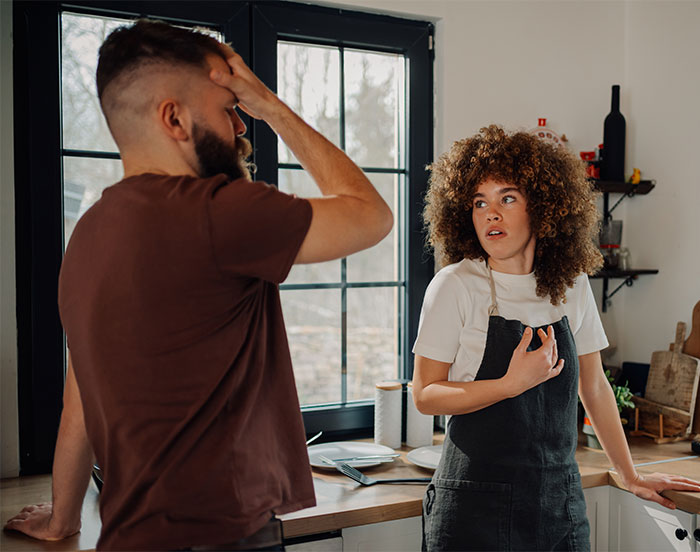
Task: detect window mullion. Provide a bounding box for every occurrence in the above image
[339,45,348,405]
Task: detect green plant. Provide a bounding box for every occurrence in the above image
[605,369,636,413]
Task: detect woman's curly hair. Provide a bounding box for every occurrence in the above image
[424,124,603,305]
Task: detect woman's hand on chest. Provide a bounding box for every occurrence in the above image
[501,326,564,397]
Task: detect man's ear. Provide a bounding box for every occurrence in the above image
[158,99,191,142]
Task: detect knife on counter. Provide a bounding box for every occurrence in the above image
[320,454,400,464]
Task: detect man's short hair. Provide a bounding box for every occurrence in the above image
[96,19,224,106]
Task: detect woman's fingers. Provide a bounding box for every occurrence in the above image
[548,358,565,379]
[657,474,700,491]
[535,325,559,365]
[516,327,533,353]
[646,491,677,510]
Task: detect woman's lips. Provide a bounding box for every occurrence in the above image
[485,228,506,240]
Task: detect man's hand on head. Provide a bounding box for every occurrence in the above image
[209,49,285,123]
[217,42,237,62]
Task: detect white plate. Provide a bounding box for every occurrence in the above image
[308,442,396,469]
[406,445,443,471]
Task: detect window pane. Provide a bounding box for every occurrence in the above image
[63,156,123,246]
[282,289,341,405]
[61,14,222,153]
[345,49,405,169]
[278,169,340,284]
[277,42,340,164]
[346,173,401,283]
[61,13,126,152]
[347,287,399,401]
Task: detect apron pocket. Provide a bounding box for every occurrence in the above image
[424,478,511,551]
[564,472,590,551]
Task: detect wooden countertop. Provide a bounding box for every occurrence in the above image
[2,436,699,550]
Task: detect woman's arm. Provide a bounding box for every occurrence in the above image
[4,353,94,540]
[579,351,700,509]
[413,326,563,415]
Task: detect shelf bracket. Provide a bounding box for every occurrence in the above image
[602,275,637,312]
[604,186,642,220]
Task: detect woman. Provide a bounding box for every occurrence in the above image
[412,125,700,551]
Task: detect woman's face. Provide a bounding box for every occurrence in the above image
[471,177,536,274]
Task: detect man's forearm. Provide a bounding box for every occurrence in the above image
[265,103,380,200]
[49,358,94,534]
[49,413,94,533]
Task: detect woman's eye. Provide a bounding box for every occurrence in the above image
[474,200,486,208]
[502,195,516,204]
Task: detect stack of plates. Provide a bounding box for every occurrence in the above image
[308,442,396,469]
[406,445,443,470]
[308,442,444,471]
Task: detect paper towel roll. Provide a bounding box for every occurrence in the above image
[406,382,434,448]
[374,381,402,449]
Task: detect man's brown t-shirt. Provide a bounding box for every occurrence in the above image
[58,173,315,550]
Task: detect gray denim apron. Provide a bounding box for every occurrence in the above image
[422,266,589,551]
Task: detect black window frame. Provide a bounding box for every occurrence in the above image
[13,0,433,474]
[251,3,434,436]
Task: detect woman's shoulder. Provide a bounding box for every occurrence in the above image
[436,257,487,281]
[427,258,487,300]
[569,272,592,293]
[561,272,594,308]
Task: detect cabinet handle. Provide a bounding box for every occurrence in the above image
[694,528,700,542]
[675,528,688,541]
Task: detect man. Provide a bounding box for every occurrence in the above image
[5,20,391,551]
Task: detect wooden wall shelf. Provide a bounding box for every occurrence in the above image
[592,179,656,195]
[591,179,656,220]
[590,269,660,312]
[587,178,658,311]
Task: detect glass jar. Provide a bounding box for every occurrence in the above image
[603,245,620,269]
[618,247,630,271]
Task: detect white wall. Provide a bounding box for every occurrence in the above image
[620,1,700,363]
[1,0,20,478]
[318,0,700,366]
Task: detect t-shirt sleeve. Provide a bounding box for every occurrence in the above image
[571,274,609,356]
[208,178,312,283]
[412,271,465,364]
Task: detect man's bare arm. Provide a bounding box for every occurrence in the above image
[4,353,94,540]
[210,50,393,264]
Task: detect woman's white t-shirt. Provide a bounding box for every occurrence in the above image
[412,258,609,383]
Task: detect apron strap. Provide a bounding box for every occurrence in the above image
[487,261,500,316]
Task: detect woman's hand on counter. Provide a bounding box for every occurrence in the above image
[626,472,700,510]
[3,502,80,541]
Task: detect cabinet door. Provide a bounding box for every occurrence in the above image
[585,486,611,552]
[286,536,343,551]
[609,486,696,551]
[342,516,422,552]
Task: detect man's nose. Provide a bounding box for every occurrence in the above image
[231,110,247,136]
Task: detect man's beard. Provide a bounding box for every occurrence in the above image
[192,123,254,181]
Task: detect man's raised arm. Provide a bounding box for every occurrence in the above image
[210,50,393,264]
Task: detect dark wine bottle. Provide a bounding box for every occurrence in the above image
[602,85,626,181]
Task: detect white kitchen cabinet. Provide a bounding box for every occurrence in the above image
[286,536,343,551]
[342,516,422,552]
[609,486,696,551]
[585,485,611,551]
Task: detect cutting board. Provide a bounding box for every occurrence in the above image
[685,300,700,359]
[645,322,700,436]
